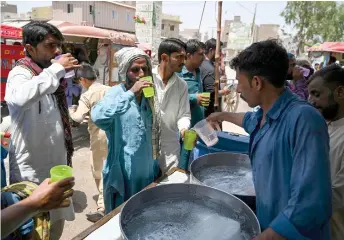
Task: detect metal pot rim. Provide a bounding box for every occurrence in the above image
[119,183,260,239]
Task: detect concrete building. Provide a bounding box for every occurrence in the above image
[1,1,18,21]
[161,14,182,39]
[52,1,136,33]
[226,16,252,51]
[32,6,53,21]
[179,28,202,41]
[203,32,209,42]
[256,24,280,42]
[135,2,163,64]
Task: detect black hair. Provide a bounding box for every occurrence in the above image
[204,38,223,54]
[185,39,203,55]
[200,42,206,50]
[74,47,90,64]
[329,56,337,64]
[308,64,344,88]
[75,63,97,81]
[158,38,186,63]
[22,21,64,47]
[315,63,320,66]
[230,39,289,88]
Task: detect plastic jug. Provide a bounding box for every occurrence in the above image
[193,119,219,147]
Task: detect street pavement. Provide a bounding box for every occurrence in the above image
[62,124,96,239]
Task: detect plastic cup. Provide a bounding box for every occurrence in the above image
[140,76,154,98]
[183,130,198,150]
[193,119,219,147]
[201,92,210,106]
[54,55,75,78]
[50,165,73,183]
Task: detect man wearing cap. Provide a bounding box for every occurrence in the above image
[91,47,161,213]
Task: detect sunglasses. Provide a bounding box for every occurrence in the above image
[130,66,149,74]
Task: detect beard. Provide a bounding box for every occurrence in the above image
[320,103,339,120]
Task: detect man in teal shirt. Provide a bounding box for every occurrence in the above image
[177,39,209,169]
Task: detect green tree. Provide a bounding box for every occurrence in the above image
[281,1,344,55]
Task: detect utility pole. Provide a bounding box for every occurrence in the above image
[214,1,222,110]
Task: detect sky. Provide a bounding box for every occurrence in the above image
[9,1,290,36]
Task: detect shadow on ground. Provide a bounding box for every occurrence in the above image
[73,190,88,213]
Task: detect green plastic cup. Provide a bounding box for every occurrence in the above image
[140,76,154,98]
[50,165,73,183]
[201,92,210,106]
[183,130,198,150]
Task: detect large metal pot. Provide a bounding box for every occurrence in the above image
[120,183,260,240]
[190,152,256,212]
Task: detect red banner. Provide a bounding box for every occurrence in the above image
[1,25,22,39]
[1,44,25,101]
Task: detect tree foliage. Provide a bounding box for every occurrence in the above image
[281,1,344,54]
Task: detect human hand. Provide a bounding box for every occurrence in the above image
[26,177,75,212]
[68,105,77,115]
[52,53,81,71]
[129,80,152,95]
[180,128,186,140]
[254,227,287,240]
[197,94,210,106]
[292,67,304,81]
[206,112,224,131]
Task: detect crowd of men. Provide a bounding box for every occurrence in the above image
[1,21,343,240]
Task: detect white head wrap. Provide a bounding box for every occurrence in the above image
[115,47,151,81]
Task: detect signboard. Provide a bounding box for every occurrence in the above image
[1,44,25,101]
[1,25,22,39]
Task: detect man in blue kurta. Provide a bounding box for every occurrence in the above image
[207,40,332,240]
[91,48,161,213]
[177,39,209,170]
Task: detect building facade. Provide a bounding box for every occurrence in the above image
[135,1,162,64]
[32,6,52,21]
[179,28,201,41]
[161,14,182,39]
[256,24,280,42]
[1,1,18,22]
[52,1,136,33]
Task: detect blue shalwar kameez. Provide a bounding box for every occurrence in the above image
[91,84,158,213]
[243,89,332,239]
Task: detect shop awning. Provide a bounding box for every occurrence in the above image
[1,24,22,39]
[58,25,136,46]
[47,20,76,28]
[308,42,344,53]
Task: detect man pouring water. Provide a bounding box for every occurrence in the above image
[207,40,332,239]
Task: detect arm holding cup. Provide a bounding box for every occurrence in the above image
[1,177,74,238]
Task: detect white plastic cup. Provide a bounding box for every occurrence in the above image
[193,119,219,147]
[54,55,75,78]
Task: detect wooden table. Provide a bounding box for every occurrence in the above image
[72,168,188,240]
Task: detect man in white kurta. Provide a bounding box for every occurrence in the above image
[153,38,191,173]
[308,64,344,240]
[5,21,79,239]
